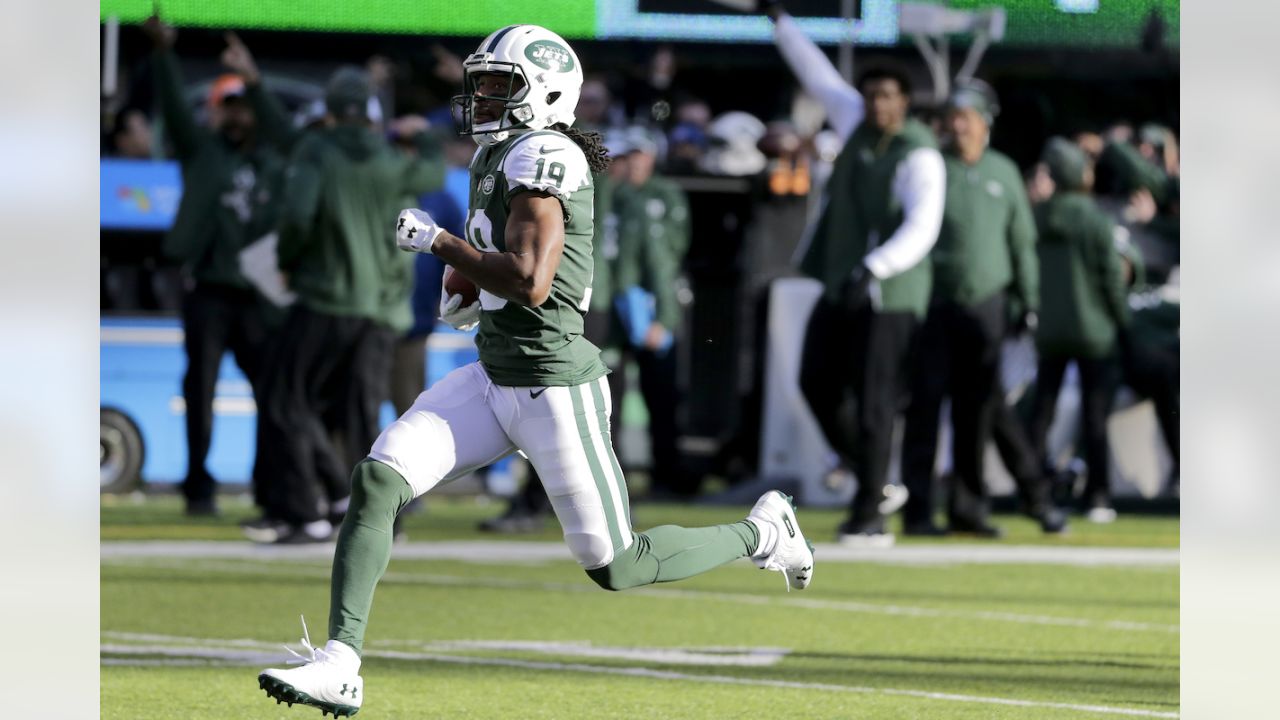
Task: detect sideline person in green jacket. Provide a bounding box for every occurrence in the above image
[248,67,443,544]
[769,7,945,546]
[899,81,1066,538]
[608,128,695,497]
[143,16,290,517]
[1026,138,1130,523]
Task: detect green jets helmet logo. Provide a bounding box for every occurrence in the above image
[525,41,575,73]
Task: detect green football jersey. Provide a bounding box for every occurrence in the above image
[465,129,607,387]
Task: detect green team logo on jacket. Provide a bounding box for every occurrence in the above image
[525,41,574,72]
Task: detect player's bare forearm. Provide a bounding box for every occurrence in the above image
[432,225,558,307]
[433,192,565,307]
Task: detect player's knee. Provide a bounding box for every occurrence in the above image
[580,535,653,592]
[351,459,414,520]
[585,555,651,592]
[565,532,614,571]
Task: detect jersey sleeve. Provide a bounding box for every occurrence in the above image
[501,132,592,200]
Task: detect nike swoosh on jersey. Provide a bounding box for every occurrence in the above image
[529,387,548,399]
[538,146,564,155]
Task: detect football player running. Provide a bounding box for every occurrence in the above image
[258,25,814,717]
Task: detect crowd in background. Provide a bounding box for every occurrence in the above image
[99,13,1179,545]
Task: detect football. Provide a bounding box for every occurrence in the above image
[443,266,481,306]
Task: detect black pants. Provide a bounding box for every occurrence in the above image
[1027,353,1120,508]
[628,344,696,496]
[325,322,396,474]
[390,335,428,417]
[179,284,268,505]
[990,384,1052,512]
[799,298,917,530]
[1122,342,1180,467]
[900,294,1006,526]
[253,306,377,525]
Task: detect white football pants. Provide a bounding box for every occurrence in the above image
[369,362,634,569]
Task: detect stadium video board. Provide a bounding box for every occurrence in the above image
[101,0,1177,48]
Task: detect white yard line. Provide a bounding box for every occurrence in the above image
[100,634,1178,719]
[106,557,1179,634]
[101,539,1180,567]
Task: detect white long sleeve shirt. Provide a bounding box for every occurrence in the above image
[775,14,945,282]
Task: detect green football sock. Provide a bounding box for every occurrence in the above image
[328,458,415,656]
[587,521,759,591]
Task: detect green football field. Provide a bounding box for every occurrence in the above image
[102,496,1179,719]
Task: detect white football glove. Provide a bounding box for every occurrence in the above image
[395,208,444,253]
[439,267,481,331]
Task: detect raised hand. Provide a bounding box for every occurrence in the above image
[142,15,177,49]
[221,32,261,85]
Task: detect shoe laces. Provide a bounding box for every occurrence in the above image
[284,615,331,666]
[760,552,797,592]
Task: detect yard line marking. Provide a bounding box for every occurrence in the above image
[106,558,1179,634]
[100,635,1178,718]
[100,540,1180,567]
[391,639,790,667]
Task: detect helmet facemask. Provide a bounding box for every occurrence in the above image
[451,60,535,146]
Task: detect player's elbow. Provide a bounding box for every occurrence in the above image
[511,274,552,307]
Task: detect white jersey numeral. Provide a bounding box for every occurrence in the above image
[465,210,507,311]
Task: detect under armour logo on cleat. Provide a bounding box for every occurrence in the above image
[783,515,796,538]
[407,227,417,238]
[397,217,406,230]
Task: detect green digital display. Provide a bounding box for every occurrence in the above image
[99,0,598,38]
[100,0,1179,48]
[947,0,1179,47]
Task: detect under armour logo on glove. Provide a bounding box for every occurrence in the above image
[395,208,444,254]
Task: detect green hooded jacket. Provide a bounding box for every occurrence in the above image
[153,48,290,289]
[277,124,442,328]
[1034,191,1130,358]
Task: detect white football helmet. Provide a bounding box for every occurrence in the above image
[452,25,584,146]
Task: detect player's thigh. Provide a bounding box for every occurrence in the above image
[510,377,632,569]
[369,362,515,497]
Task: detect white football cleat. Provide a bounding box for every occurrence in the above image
[1085,506,1118,524]
[748,491,815,591]
[258,617,364,717]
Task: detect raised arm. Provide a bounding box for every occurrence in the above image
[771,12,865,141]
[392,119,445,196]
[221,32,301,154]
[144,16,202,160]
[863,148,946,280]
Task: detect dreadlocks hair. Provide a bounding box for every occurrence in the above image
[554,124,611,173]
